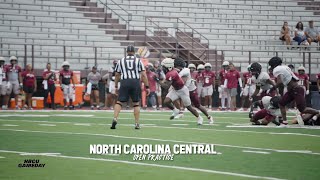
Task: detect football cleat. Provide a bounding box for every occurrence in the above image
[110,120,117,129]
[208,116,214,124]
[197,116,203,125]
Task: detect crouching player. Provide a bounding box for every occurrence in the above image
[159,58,203,125]
[249,96,281,125]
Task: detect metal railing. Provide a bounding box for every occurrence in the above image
[97,0,132,39]
[144,16,211,63]
[176,17,210,62]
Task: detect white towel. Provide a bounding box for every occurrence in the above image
[86,82,92,95]
[42,80,48,90]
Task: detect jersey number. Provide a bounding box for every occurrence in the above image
[127,60,134,70]
[205,77,210,84]
[299,80,304,86]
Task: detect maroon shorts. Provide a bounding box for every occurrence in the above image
[190,89,201,108]
[253,109,275,122]
[279,86,306,112]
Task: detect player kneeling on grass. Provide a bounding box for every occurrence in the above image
[59,61,76,110]
[174,58,214,124]
[249,96,281,125]
[158,58,203,125]
[268,57,320,125]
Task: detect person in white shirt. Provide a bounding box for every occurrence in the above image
[293,21,308,46]
[268,56,319,124]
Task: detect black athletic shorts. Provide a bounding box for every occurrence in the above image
[23,86,34,94]
[118,79,141,102]
[91,84,99,91]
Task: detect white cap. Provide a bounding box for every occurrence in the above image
[9,56,17,61]
[62,61,70,67]
[0,57,5,61]
[161,58,174,70]
[204,63,212,68]
[197,64,204,70]
[222,61,229,66]
[298,66,305,71]
[188,63,196,69]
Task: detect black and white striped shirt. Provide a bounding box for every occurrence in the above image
[114,56,145,80]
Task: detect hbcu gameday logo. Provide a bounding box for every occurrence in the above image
[18,159,46,168]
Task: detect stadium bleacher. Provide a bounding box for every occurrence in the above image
[0,0,319,76]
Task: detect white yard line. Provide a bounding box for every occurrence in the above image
[0,129,319,156]
[2,124,19,127]
[20,153,61,156]
[171,124,189,126]
[1,119,319,137]
[74,123,91,126]
[38,124,56,127]
[0,149,285,180]
[242,150,271,155]
[0,156,5,158]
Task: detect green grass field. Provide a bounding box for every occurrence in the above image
[0,110,319,180]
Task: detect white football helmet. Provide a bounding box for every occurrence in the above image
[197,64,204,70]
[62,61,70,67]
[222,61,229,66]
[297,66,305,71]
[0,57,5,61]
[161,58,174,70]
[188,63,196,69]
[204,63,212,68]
[9,56,17,61]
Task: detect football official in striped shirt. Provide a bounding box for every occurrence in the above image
[111,45,150,130]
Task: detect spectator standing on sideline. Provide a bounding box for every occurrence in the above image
[296,66,309,97]
[239,65,255,111]
[0,57,9,109]
[43,63,57,109]
[146,63,158,109]
[59,61,75,110]
[293,22,309,46]
[202,63,215,109]
[102,72,110,109]
[21,64,37,110]
[305,20,320,45]
[279,21,292,48]
[109,60,119,109]
[188,63,197,80]
[87,66,102,110]
[153,61,164,109]
[224,62,242,111]
[111,45,150,130]
[196,64,205,101]
[218,61,229,110]
[5,56,22,109]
